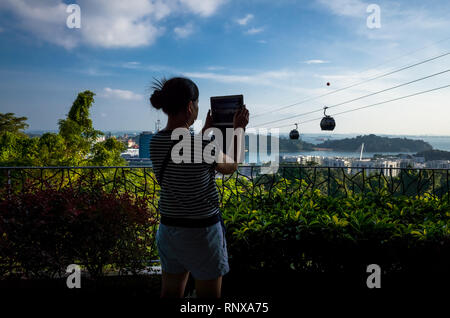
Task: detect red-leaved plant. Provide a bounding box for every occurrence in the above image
[0,183,158,279]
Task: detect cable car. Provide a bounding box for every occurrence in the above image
[320,107,335,131]
[289,123,300,140]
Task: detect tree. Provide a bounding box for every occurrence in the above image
[0,113,29,136]
[58,91,104,165]
[56,91,127,166]
[37,133,69,166]
[90,137,127,166]
[0,132,26,166]
[1,91,127,168]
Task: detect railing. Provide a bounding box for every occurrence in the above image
[1,165,449,277]
[1,165,449,207]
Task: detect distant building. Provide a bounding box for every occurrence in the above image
[322,157,347,168]
[127,139,136,148]
[399,159,416,169]
[425,160,450,169]
[95,136,106,144]
[139,131,154,159]
[303,155,323,166]
[120,148,139,159]
[281,155,301,163]
[127,158,152,166]
[347,159,374,176]
[376,159,401,177]
[276,152,450,173]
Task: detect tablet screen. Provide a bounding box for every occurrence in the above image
[210,94,243,128]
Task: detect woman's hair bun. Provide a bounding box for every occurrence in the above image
[150,89,165,110]
[149,76,199,115]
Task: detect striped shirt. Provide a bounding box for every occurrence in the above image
[150,129,220,219]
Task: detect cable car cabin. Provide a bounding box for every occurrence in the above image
[289,124,300,139]
[320,107,335,131]
[320,116,335,131]
[289,129,299,139]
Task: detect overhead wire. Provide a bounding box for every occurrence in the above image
[256,68,450,127]
[250,51,450,121]
[273,84,450,128]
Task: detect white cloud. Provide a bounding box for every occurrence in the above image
[103,87,143,101]
[0,0,226,49]
[304,59,330,64]
[316,0,367,18]
[235,13,263,36]
[245,27,264,35]
[75,0,169,48]
[237,14,254,26]
[118,61,178,73]
[122,61,141,69]
[0,0,78,49]
[206,66,225,71]
[77,67,114,77]
[182,69,298,86]
[316,0,450,43]
[174,23,194,38]
[179,0,226,17]
[183,71,252,84]
[357,4,450,41]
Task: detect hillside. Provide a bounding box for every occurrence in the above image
[316,134,433,152]
[279,137,315,152]
[416,149,450,161]
[244,134,315,152]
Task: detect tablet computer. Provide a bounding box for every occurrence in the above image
[210,94,244,128]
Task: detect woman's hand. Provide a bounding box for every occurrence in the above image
[202,110,213,134]
[233,105,249,130]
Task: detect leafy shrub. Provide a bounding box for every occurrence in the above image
[1,171,449,286]
[0,184,158,279]
[222,178,450,278]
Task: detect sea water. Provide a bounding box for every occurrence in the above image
[245,134,450,163]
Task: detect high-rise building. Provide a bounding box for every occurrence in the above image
[139,131,154,158]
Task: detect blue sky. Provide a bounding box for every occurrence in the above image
[0,0,449,135]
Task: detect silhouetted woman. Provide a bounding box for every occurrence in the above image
[149,77,249,298]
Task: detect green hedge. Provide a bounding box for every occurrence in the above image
[221,178,450,276]
[1,174,449,283]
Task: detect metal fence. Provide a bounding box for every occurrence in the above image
[1,165,449,207]
[1,165,448,271]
